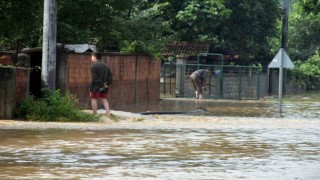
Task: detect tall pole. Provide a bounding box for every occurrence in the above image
[275,0,289,116]
[279,49,284,116]
[281,0,289,94]
[281,0,289,50]
[42,0,57,90]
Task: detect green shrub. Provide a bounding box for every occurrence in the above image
[17,89,99,122]
[289,52,320,90]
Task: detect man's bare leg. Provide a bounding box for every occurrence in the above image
[91,98,98,115]
[101,98,110,117]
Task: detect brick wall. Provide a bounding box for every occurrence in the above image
[0,51,160,118]
[65,53,91,106]
[0,53,29,103]
[61,52,160,108]
[16,69,29,102]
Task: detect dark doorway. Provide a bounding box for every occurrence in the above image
[28,52,42,98]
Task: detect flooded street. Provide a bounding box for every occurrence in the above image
[115,91,320,118]
[1,91,319,179]
[1,125,320,179]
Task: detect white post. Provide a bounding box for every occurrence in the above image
[42,0,57,90]
[176,55,187,96]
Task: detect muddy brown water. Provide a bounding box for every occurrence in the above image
[114,93,320,118]
[0,92,319,179]
[1,127,320,179]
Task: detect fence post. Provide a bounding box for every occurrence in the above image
[163,63,166,94]
[239,67,242,100]
[257,68,260,100]
[176,55,187,97]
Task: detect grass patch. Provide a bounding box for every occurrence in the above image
[17,88,99,122]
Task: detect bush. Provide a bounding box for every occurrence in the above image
[17,89,99,122]
[289,52,320,90]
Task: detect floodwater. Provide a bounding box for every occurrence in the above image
[0,92,319,179]
[1,127,320,179]
[115,91,320,118]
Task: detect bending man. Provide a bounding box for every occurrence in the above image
[190,69,210,99]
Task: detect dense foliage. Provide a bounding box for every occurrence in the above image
[288,0,320,61]
[285,0,320,88]
[0,0,43,49]
[17,89,99,122]
[1,0,281,59]
[0,0,319,68]
[289,52,320,89]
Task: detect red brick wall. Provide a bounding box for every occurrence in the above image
[65,53,91,106]
[1,52,160,110]
[15,69,29,102]
[0,53,28,103]
[64,53,160,108]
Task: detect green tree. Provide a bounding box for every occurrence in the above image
[173,0,231,41]
[219,0,281,63]
[106,1,173,57]
[56,0,172,57]
[161,0,282,63]
[0,0,282,61]
[0,0,43,50]
[289,52,320,89]
[56,0,114,47]
[288,0,320,61]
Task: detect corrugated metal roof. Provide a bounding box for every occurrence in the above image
[162,41,210,57]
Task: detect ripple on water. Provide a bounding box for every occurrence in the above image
[0,126,320,179]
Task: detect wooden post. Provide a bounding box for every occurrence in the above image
[42,0,57,90]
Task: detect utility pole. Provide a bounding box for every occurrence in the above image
[281,0,289,51]
[42,0,57,90]
[281,0,289,94]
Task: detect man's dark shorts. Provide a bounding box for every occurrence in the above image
[90,88,109,99]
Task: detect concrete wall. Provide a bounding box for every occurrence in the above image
[0,68,16,119]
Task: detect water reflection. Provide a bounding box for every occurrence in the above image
[1,128,319,179]
[113,99,320,118]
[114,92,320,118]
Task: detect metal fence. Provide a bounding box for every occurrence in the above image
[161,63,260,100]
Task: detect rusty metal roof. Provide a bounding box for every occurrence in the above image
[162,41,211,57]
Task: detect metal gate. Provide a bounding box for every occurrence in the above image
[161,63,260,100]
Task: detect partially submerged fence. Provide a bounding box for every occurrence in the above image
[161,63,261,100]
